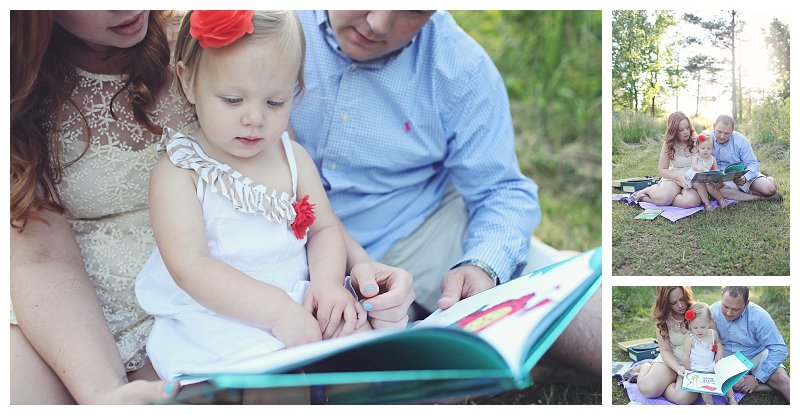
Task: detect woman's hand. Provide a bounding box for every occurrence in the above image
[90,379,180,404]
[350,260,415,328]
[303,282,360,339]
[677,365,686,377]
[271,301,322,347]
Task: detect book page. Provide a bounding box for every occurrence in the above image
[713,352,751,385]
[415,249,600,375]
[682,371,722,394]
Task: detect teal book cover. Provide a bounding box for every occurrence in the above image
[168,248,602,404]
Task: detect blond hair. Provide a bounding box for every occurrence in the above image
[174,10,305,101]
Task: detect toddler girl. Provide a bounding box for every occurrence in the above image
[135,10,367,382]
[686,134,728,210]
[682,302,736,405]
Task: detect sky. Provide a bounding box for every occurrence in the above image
[658,10,790,118]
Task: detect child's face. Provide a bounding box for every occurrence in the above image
[689,314,709,337]
[698,140,713,157]
[179,38,299,159]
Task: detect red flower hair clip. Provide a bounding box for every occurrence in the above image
[190,10,254,48]
[697,134,706,143]
[291,195,316,239]
[685,309,696,321]
[712,344,718,352]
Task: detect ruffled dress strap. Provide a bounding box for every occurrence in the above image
[159,128,297,224]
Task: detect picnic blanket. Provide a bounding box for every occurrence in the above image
[619,196,738,222]
[616,359,746,405]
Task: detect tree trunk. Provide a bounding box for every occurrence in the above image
[730,11,738,122]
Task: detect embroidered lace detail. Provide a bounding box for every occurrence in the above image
[161,128,297,223]
[10,67,196,372]
[667,315,689,335]
[689,332,714,350]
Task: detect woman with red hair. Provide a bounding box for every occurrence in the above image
[630,112,703,208]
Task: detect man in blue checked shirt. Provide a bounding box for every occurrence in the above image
[291,10,600,378]
[711,286,790,403]
[708,115,783,202]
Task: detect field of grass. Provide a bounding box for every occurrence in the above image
[611,114,789,276]
[611,286,790,405]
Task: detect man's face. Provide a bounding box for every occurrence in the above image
[714,122,734,145]
[720,292,748,321]
[328,11,435,62]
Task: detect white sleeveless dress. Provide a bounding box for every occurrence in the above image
[688,330,716,372]
[135,129,313,381]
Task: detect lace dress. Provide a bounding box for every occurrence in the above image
[135,129,313,380]
[10,67,196,371]
[653,315,690,366]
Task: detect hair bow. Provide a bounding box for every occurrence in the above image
[685,309,696,321]
[697,134,706,143]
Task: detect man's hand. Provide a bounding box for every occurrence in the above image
[350,260,414,329]
[733,176,746,186]
[733,374,759,393]
[437,265,495,310]
[710,181,725,190]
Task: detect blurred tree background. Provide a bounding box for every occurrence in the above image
[452,11,602,252]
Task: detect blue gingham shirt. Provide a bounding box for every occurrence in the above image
[711,301,787,382]
[291,11,540,282]
[710,130,761,182]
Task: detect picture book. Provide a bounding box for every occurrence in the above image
[680,352,754,396]
[168,247,602,404]
[634,209,663,220]
[691,163,749,184]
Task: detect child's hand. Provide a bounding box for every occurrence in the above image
[324,300,372,338]
[271,301,322,348]
[303,282,359,339]
[678,365,686,377]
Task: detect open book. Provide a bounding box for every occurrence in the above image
[169,247,602,404]
[680,352,754,396]
[691,163,748,184]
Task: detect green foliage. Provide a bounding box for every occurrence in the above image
[451,10,601,149]
[612,112,665,153]
[765,19,790,100]
[451,11,602,252]
[741,97,790,152]
[612,10,678,114]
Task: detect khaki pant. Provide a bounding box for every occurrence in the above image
[379,188,573,311]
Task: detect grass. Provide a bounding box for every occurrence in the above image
[611,134,789,276]
[611,286,790,405]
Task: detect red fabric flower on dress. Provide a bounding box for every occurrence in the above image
[685,310,696,321]
[712,344,718,352]
[190,10,254,48]
[291,195,316,239]
[697,134,706,143]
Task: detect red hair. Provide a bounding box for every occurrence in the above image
[653,286,695,343]
[10,11,176,231]
[663,111,697,161]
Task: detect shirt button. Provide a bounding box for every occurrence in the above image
[330,163,337,170]
[349,64,357,72]
[341,113,349,122]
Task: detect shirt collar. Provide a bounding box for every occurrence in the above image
[316,10,417,70]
